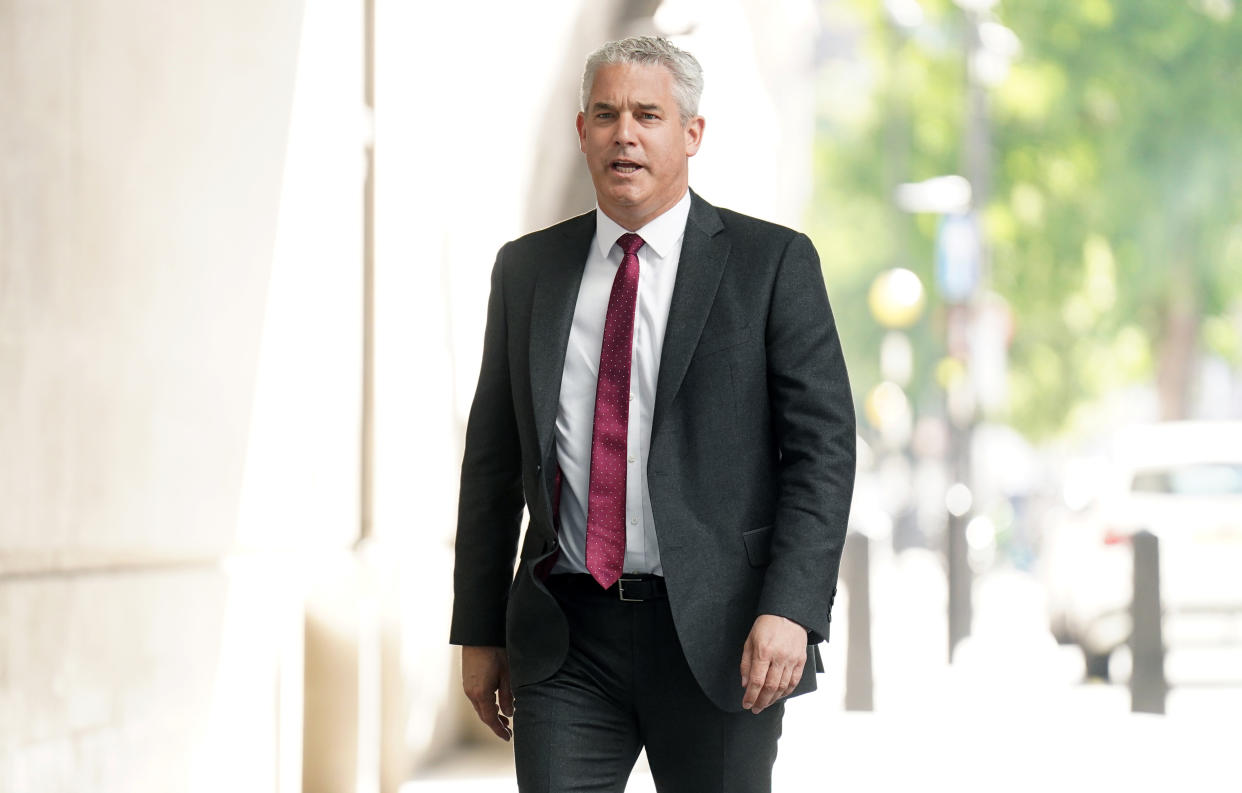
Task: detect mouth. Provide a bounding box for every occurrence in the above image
[610,159,643,175]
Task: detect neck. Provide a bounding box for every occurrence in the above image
[599,187,689,232]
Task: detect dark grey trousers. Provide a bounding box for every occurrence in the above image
[513,575,784,793]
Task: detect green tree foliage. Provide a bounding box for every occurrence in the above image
[811,0,1242,438]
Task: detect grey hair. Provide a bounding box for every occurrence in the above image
[581,36,704,125]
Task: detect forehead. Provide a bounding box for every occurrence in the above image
[588,62,676,104]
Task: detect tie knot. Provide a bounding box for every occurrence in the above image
[617,233,645,257]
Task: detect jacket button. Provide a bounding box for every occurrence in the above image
[535,463,542,473]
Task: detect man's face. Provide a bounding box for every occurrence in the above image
[577,63,704,231]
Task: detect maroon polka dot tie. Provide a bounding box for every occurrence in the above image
[586,232,644,588]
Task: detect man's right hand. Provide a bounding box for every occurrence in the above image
[461,645,514,741]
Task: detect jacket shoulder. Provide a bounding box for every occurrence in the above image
[502,211,594,257]
[711,206,803,247]
[486,211,593,288]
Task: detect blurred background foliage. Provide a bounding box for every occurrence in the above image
[809,0,1242,440]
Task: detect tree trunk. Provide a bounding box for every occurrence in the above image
[1155,278,1198,421]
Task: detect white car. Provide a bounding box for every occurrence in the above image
[1043,422,1242,680]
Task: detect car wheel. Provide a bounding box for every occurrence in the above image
[1082,647,1111,681]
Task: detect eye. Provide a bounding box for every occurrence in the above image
[641,113,659,120]
[596,112,615,120]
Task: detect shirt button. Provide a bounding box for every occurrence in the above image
[629,393,634,402]
[630,517,638,526]
[628,455,636,463]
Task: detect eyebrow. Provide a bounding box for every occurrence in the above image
[590,101,664,114]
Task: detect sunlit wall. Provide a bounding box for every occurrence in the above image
[1,0,363,790]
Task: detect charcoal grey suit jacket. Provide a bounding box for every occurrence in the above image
[449,191,856,712]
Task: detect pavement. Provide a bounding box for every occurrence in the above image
[406,551,1241,792]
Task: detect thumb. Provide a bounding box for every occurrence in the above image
[499,668,514,718]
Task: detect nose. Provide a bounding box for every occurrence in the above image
[614,113,637,146]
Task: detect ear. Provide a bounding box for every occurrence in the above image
[684,116,705,157]
[576,112,587,153]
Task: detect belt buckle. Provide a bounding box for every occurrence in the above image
[617,577,643,602]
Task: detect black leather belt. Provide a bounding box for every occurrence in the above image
[547,573,667,602]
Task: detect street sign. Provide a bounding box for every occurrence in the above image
[935,213,981,303]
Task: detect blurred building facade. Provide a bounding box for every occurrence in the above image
[1,0,821,791]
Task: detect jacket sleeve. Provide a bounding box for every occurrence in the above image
[755,232,856,643]
[449,244,526,647]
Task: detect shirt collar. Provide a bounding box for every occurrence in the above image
[592,189,692,262]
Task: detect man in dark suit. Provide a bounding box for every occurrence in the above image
[450,36,855,792]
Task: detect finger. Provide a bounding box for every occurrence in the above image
[480,703,513,741]
[776,666,793,698]
[742,657,770,710]
[750,664,784,713]
[469,694,512,741]
[740,639,753,688]
[783,660,805,697]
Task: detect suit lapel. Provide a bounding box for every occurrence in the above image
[652,192,729,441]
[530,211,595,460]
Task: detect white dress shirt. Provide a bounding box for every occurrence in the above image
[551,191,692,576]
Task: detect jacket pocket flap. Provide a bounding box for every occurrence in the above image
[742,525,774,567]
[694,324,755,358]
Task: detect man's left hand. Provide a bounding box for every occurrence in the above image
[739,614,807,714]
